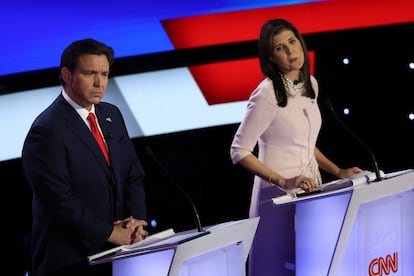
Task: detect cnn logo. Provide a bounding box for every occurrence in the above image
[368,252,398,276]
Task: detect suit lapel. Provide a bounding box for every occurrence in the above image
[56,96,111,172]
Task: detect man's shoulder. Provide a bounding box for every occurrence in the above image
[96,101,120,113]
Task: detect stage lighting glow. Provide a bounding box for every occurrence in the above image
[343,108,350,116]
[342,57,350,65]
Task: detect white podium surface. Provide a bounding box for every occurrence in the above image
[92,217,259,276]
[275,170,414,276]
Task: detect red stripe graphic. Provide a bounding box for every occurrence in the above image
[190,53,314,105]
[162,0,414,105]
[163,0,414,49]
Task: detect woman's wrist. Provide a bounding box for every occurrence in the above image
[268,172,274,185]
[268,172,286,188]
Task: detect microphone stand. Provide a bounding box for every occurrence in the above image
[324,100,383,182]
[144,146,204,232]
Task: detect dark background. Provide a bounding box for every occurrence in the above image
[1,22,414,274]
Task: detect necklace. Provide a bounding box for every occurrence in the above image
[280,73,304,95]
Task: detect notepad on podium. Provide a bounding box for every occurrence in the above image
[273,170,384,205]
[88,228,176,263]
[88,228,210,265]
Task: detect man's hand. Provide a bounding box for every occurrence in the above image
[109,216,148,245]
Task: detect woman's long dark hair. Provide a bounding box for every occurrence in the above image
[258,18,315,107]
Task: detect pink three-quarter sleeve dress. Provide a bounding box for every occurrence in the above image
[230,76,322,217]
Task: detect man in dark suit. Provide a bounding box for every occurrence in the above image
[22,38,148,276]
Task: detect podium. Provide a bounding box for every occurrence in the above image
[89,217,259,276]
[273,169,414,275]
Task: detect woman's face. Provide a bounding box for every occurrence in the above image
[271,29,304,75]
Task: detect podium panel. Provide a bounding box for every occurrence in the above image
[293,170,414,275]
[113,249,175,276]
[90,217,259,276]
[338,189,414,275]
[179,242,244,276]
[113,243,245,276]
[295,192,352,276]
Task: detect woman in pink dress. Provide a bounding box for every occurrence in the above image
[230,18,362,275]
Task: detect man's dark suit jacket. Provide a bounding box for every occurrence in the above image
[22,93,147,275]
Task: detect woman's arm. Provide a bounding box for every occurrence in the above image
[315,147,363,179]
[237,154,318,192]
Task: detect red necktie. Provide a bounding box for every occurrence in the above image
[87,112,110,166]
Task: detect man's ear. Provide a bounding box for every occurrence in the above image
[61,67,72,83]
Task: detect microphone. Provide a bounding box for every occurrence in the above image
[324,100,383,182]
[144,146,204,232]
